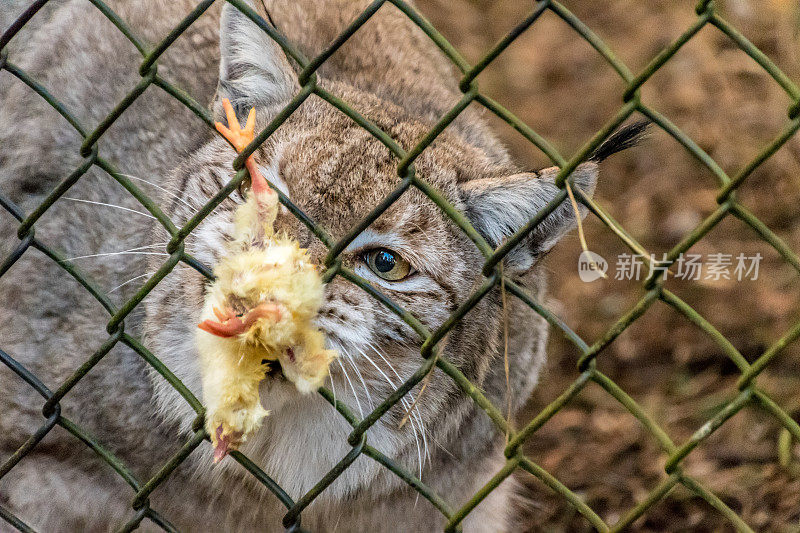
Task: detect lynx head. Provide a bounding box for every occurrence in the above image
[144,2,609,500]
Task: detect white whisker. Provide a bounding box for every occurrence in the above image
[367,340,424,412]
[329,366,337,407]
[344,352,375,411]
[64,251,168,261]
[431,433,457,461]
[119,173,194,210]
[113,242,169,252]
[109,272,151,293]
[60,197,156,219]
[366,341,407,389]
[356,345,426,484]
[65,242,170,262]
[357,346,413,412]
[366,340,430,471]
[336,358,363,420]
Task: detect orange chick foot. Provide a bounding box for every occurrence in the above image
[214,98,275,204]
[198,303,283,338]
[215,97,256,152]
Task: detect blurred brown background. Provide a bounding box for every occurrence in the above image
[417,0,800,530]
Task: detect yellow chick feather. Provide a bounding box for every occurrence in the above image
[196,99,337,461]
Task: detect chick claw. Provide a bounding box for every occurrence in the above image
[213,425,242,463]
[215,98,274,203]
[198,303,283,338]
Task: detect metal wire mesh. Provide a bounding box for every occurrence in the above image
[1,0,799,531]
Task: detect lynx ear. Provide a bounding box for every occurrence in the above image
[215,1,299,117]
[462,163,598,272]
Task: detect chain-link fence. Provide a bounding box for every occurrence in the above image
[2,0,799,531]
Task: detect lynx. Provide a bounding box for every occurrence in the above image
[0,1,640,530]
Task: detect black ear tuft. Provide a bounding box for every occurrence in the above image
[588,120,650,163]
[461,163,598,272]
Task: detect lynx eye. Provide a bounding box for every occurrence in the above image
[365,248,411,281]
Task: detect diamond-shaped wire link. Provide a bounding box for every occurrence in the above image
[1,0,799,530]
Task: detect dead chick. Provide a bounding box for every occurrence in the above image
[196,99,337,462]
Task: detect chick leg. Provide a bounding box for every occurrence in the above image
[197,304,283,461]
[214,98,277,209]
[196,330,271,462]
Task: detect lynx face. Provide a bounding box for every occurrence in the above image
[144,3,597,501]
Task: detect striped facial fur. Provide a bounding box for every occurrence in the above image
[0,0,648,530]
[141,0,640,529]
